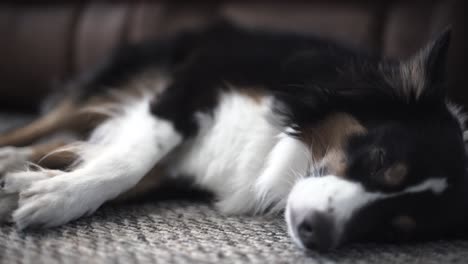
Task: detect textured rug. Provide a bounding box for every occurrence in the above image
[1,201,468,264]
[0,113,467,264]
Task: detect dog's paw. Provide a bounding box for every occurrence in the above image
[12,175,100,229]
[0,170,57,223]
[0,170,55,194]
[0,193,18,222]
[0,147,31,175]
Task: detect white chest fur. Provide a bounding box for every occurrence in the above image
[170,92,310,215]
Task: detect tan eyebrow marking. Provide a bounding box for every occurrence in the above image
[299,112,367,177]
[383,163,408,187]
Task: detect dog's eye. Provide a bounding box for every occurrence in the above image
[368,148,408,187]
[369,148,385,176]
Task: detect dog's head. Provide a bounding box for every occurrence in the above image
[282,29,468,251]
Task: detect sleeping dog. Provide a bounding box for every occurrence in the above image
[0,22,466,251]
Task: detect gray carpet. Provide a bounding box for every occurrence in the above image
[1,202,468,264]
[0,113,467,264]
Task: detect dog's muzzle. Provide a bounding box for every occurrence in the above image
[285,175,380,251]
[288,209,338,251]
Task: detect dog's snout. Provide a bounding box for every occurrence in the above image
[296,211,336,251]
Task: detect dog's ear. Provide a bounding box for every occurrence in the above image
[404,28,452,100]
[422,27,451,86]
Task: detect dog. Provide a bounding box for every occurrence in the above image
[0,22,466,252]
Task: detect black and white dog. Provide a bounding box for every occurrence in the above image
[0,22,466,251]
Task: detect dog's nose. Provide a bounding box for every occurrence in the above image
[296,211,335,251]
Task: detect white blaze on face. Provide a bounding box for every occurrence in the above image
[286,175,448,248]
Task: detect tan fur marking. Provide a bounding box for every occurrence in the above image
[0,100,77,147]
[76,69,171,129]
[32,141,78,170]
[241,89,265,103]
[301,112,367,177]
[384,163,408,187]
[234,85,266,103]
[0,68,171,148]
[113,164,166,202]
[320,149,347,177]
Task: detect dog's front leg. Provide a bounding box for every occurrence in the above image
[1,97,183,229]
[252,134,311,214]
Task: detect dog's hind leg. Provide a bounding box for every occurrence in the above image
[0,94,183,229]
[112,164,167,202]
[0,140,76,176]
[0,140,78,222]
[0,100,78,147]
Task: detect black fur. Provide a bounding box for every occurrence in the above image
[77,23,373,136]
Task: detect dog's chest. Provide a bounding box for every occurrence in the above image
[169,92,283,212]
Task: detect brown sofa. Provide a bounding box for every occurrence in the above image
[0,2,468,263]
[0,1,466,111]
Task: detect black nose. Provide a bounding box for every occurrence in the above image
[297,212,335,251]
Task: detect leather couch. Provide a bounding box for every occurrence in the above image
[0,3,467,263]
[0,1,466,111]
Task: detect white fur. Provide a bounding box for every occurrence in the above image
[447,101,467,131]
[286,175,448,248]
[0,95,182,229]
[172,92,306,215]
[0,147,32,174]
[0,91,308,227]
[254,133,310,213]
[0,170,60,222]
